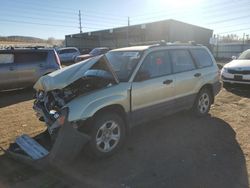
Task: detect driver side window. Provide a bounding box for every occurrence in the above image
[137,50,171,80]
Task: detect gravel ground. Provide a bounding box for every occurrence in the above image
[0,85,249,188]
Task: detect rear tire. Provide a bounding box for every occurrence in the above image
[85,112,126,159]
[193,88,212,117]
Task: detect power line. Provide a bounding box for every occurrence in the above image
[132,0,248,18]
[10,0,126,18]
[0,13,77,24]
[207,14,250,25]
[0,18,102,30]
[217,27,250,34]
[5,0,127,21]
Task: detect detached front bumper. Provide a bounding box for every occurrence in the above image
[3,109,90,167]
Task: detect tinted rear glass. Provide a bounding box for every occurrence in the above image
[190,48,213,68]
[14,52,47,63]
[59,49,77,54]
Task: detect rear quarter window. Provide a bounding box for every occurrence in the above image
[14,52,47,63]
[190,48,213,68]
[68,49,78,53]
[59,49,78,54]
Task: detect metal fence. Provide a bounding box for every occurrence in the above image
[212,43,250,59]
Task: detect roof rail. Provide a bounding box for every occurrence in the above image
[130,40,167,46]
[130,40,202,49]
[4,46,47,50]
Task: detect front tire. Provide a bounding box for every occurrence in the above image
[86,112,126,158]
[193,88,212,116]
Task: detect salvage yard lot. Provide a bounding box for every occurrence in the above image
[0,86,249,187]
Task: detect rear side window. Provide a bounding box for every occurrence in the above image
[140,50,172,78]
[169,50,195,73]
[67,49,77,53]
[14,52,47,63]
[59,49,77,54]
[190,49,213,68]
[0,54,14,64]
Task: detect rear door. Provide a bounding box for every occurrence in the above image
[131,50,176,124]
[15,51,48,87]
[0,52,19,90]
[169,49,202,109]
[189,48,215,83]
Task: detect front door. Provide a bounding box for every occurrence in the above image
[131,50,175,125]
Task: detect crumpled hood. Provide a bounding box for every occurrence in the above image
[34,55,118,91]
[224,60,250,69]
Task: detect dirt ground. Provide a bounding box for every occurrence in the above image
[0,85,249,188]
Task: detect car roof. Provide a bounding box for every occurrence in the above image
[111,46,151,52]
[0,48,54,53]
[93,47,109,50]
[110,43,205,52]
[58,47,78,51]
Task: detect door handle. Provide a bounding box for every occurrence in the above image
[9,67,14,71]
[163,79,173,85]
[194,73,201,77]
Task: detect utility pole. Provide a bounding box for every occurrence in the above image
[79,10,82,33]
[242,33,245,52]
[126,17,130,46]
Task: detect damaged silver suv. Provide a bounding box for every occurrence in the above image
[33,43,221,158]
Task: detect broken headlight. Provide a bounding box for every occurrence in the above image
[37,90,45,100]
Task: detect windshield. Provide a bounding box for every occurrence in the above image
[238,50,250,60]
[105,51,143,81]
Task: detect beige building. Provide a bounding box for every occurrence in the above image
[65,19,213,50]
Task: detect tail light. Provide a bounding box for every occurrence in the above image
[54,50,62,68]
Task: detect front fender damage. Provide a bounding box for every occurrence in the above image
[2,109,90,168]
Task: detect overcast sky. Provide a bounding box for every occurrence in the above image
[0,0,250,39]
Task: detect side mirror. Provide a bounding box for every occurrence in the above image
[135,70,150,81]
[232,56,237,60]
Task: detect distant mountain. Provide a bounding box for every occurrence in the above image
[0,36,46,43]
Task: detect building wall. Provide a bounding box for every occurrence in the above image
[65,20,213,51]
[168,20,213,47]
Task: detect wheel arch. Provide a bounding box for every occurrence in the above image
[93,104,130,135]
[198,84,214,104]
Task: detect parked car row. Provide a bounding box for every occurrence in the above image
[0,46,110,91]
[56,47,110,64]
[74,47,110,62]
[0,48,61,91]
